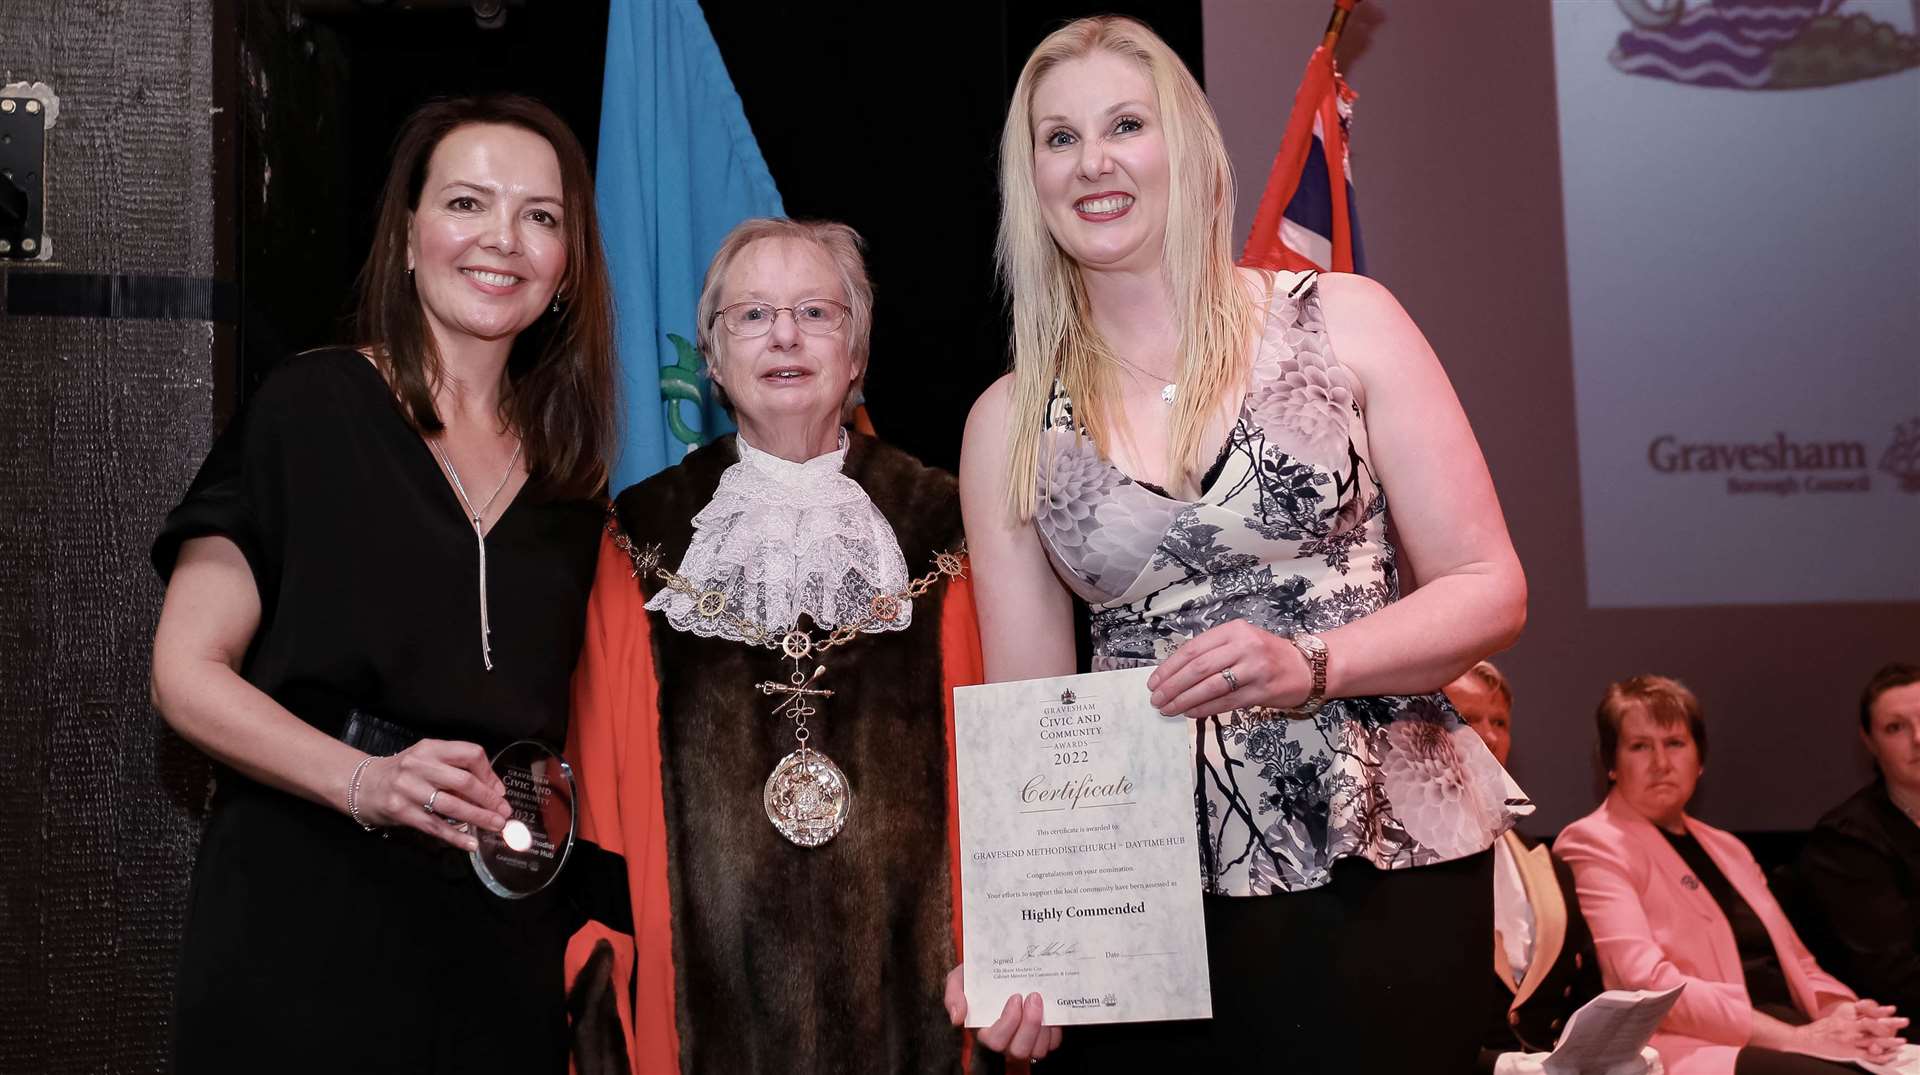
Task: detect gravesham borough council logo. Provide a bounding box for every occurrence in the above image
[1884,419,1920,493]
[1644,421,1920,497]
[1060,688,1077,706]
[1611,0,1919,89]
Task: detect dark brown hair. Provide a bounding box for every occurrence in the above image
[1596,674,1709,776]
[1860,662,1920,732]
[354,94,616,498]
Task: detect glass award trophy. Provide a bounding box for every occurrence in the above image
[470,739,577,899]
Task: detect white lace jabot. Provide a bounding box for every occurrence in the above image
[647,430,913,642]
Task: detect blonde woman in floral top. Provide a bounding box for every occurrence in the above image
[951,17,1530,1073]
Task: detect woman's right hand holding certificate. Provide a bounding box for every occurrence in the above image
[945,965,1062,1062]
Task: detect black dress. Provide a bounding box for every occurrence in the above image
[152,349,602,1074]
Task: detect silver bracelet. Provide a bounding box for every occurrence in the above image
[346,755,377,832]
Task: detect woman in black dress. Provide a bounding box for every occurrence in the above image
[149,95,616,1073]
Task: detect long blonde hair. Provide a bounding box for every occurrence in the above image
[997,16,1257,521]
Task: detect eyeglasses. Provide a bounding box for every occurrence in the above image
[711,298,850,338]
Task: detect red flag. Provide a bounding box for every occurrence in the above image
[1240,9,1364,275]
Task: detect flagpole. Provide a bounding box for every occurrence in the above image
[1321,0,1361,50]
[1240,0,1366,272]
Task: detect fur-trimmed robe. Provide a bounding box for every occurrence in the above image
[563,434,983,1075]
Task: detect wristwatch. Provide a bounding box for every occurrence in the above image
[1282,633,1328,718]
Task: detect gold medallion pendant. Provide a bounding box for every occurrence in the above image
[764,746,850,847]
[608,510,965,851]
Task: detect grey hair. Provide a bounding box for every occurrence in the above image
[694,217,874,416]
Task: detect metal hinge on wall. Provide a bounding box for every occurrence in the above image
[0,80,58,262]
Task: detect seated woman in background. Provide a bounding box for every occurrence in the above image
[1797,662,1920,1019]
[1556,675,1908,1075]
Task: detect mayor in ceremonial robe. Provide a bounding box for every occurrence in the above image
[562,218,985,1075]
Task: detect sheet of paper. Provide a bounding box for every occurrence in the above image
[1542,986,1684,1074]
[954,667,1210,1026]
[1495,1047,1660,1075]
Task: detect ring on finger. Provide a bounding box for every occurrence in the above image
[1220,668,1239,691]
[424,789,440,815]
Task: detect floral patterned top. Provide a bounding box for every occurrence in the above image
[1034,271,1531,896]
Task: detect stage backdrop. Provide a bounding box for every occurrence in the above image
[1206,0,1920,832]
[1552,0,1920,607]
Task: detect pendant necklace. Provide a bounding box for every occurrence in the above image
[429,434,523,671]
[608,508,965,847]
[1110,353,1177,405]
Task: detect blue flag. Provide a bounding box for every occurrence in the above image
[597,0,784,489]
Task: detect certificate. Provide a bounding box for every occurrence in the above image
[953,667,1211,1026]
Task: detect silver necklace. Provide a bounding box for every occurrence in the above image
[428,434,524,671]
[1109,354,1177,405]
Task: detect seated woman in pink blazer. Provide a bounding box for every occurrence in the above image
[1555,675,1907,1075]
